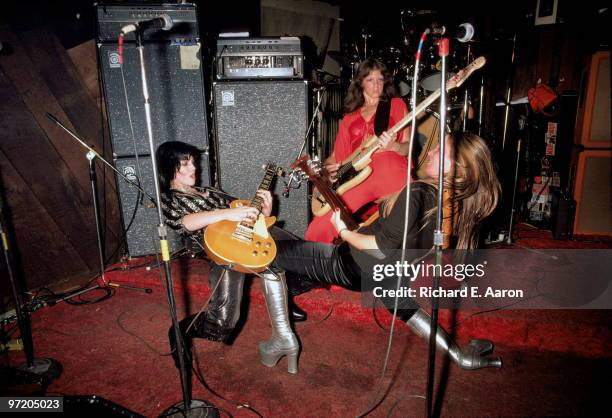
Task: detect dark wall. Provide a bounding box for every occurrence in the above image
[0,7,123,293]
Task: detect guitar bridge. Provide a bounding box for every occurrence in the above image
[232,225,254,242]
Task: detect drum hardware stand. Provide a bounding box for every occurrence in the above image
[506,137,522,244]
[501,32,517,151]
[477,75,485,137]
[360,26,372,60]
[461,43,472,132]
[45,114,153,303]
[0,178,62,383]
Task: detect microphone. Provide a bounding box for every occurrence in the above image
[120,14,174,35]
[430,23,475,43]
[454,23,475,43]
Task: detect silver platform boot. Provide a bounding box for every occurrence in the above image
[406,309,502,370]
[259,271,300,374]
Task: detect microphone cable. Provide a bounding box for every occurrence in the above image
[355,28,432,418]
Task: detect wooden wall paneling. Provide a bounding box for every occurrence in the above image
[0,68,99,271]
[66,39,123,257]
[0,25,92,201]
[16,26,122,240]
[0,24,122,253]
[0,151,90,290]
[67,40,104,107]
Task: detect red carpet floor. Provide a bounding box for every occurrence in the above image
[4,224,612,417]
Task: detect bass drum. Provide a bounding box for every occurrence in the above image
[413,110,451,179]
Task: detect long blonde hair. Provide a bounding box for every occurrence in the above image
[382,132,500,249]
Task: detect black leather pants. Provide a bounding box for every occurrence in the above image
[273,239,420,319]
[273,240,362,290]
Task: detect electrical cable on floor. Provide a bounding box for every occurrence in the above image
[191,359,264,418]
[115,306,172,357]
[158,403,233,418]
[384,395,427,418]
[179,269,265,418]
[447,280,551,331]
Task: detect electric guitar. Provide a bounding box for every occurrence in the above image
[291,156,358,232]
[311,56,487,217]
[203,163,281,273]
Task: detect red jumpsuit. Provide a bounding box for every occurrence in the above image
[305,97,409,243]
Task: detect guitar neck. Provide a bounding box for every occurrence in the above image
[249,165,276,213]
[314,178,358,230]
[291,156,358,230]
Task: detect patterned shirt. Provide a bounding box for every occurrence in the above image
[160,186,232,250]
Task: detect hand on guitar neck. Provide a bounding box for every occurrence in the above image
[320,155,340,184]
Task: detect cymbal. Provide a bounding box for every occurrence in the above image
[327,51,357,68]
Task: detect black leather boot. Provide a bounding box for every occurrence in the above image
[289,300,307,322]
[285,273,318,322]
[168,314,196,370]
[168,313,234,369]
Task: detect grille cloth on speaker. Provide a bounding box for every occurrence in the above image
[99,43,209,158]
[214,80,310,237]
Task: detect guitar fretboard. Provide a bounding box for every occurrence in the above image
[237,163,277,231]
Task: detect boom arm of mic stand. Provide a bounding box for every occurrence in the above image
[284,86,326,195]
[45,113,157,206]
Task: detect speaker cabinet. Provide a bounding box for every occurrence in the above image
[114,156,198,256]
[573,150,612,236]
[213,80,309,237]
[98,42,210,160]
[96,3,212,256]
[576,51,610,148]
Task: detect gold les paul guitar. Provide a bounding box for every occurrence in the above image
[311,56,486,217]
[203,163,281,273]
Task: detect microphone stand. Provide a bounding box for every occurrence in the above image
[131,29,211,417]
[0,178,62,382]
[44,114,153,302]
[426,35,450,418]
[283,84,325,198]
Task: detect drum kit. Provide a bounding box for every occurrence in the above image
[325,9,479,158]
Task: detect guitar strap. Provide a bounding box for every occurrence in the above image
[373,98,392,136]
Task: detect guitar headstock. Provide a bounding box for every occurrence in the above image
[262,161,282,175]
[446,56,486,91]
[290,155,322,181]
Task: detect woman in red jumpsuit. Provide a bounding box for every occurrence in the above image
[305,59,411,243]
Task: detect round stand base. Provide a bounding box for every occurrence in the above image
[17,358,63,381]
[160,399,220,418]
